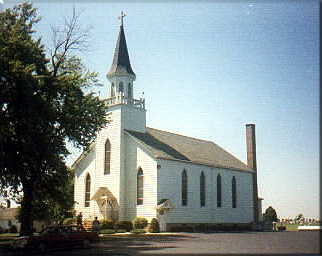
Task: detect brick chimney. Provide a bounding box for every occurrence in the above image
[246,124,259,223]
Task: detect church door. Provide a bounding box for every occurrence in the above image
[106,200,119,221]
[157,209,169,232]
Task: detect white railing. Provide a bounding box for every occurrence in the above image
[105,96,145,109]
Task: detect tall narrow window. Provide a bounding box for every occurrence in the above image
[200,172,206,207]
[137,168,144,205]
[182,169,188,206]
[104,139,111,174]
[232,176,237,208]
[217,174,222,207]
[128,83,132,98]
[111,83,115,97]
[85,173,91,207]
[118,82,124,94]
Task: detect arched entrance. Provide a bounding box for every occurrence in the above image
[91,187,119,221]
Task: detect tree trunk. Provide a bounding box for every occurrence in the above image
[19,183,34,236]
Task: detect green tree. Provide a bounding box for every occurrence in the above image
[0,3,107,235]
[263,206,278,223]
[16,170,75,225]
[295,213,305,223]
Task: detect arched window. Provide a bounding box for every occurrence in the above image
[232,176,237,208]
[85,173,91,207]
[182,169,188,206]
[111,83,115,97]
[104,139,111,174]
[128,83,132,98]
[118,82,124,94]
[217,174,222,207]
[137,168,144,205]
[200,172,206,207]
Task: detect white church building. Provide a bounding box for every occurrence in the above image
[72,14,262,232]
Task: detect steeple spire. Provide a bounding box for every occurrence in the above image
[107,11,135,78]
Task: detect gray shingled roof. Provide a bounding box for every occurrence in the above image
[107,24,135,77]
[126,127,252,172]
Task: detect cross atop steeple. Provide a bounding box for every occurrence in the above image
[118,11,126,27]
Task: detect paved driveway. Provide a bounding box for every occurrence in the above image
[4,231,320,255]
[95,231,319,255]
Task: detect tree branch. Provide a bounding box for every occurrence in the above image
[50,6,90,77]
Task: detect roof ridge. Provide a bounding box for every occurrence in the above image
[125,129,190,161]
[146,127,215,144]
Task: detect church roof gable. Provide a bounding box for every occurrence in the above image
[126,127,252,172]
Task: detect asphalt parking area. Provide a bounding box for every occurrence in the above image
[3,231,320,255]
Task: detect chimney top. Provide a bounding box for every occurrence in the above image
[246,124,257,171]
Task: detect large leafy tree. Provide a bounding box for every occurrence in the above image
[0,3,107,235]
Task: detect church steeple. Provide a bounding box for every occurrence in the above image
[107,11,135,78]
[106,12,144,110]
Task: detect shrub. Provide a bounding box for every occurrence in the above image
[100,229,115,234]
[63,217,76,225]
[148,218,160,233]
[278,226,286,231]
[133,217,148,229]
[115,229,127,233]
[114,221,133,232]
[100,219,114,230]
[170,225,193,232]
[9,225,18,233]
[263,206,278,223]
[196,224,207,232]
[131,229,146,234]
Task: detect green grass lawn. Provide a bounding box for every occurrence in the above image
[282,223,300,231]
[0,233,18,243]
[276,223,320,231]
[0,233,18,251]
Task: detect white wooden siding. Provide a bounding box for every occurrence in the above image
[124,133,157,221]
[157,159,254,224]
[74,146,97,220]
[74,103,147,221]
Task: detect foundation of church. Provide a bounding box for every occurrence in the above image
[168,222,253,232]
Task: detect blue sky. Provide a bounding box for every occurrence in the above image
[2,1,319,219]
